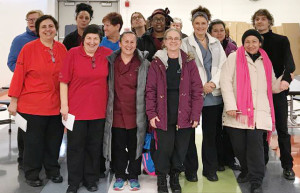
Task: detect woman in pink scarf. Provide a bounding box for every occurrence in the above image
[220,29,288,193]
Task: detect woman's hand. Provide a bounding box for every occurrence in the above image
[280,80,290,91]
[150,116,160,128]
[226,110,237,117]
[8,98,18,116]
[203,83,214,94]
[191,120,199,128]
[60,105,69,121]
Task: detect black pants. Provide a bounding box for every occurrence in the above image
[19,113,64,180]
[154,125,193,175]
[227,127,265,185]
[201,104,223,175]
[112,127,141,180]
[67,119,105,186]
[183,129,199,174]
[264,92,293,169]
[17,127,24,165]
[222,127,236,166]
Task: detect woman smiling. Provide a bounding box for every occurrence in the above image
[8,15,67,187]
[146,28,203,193]
[60,24,112,193]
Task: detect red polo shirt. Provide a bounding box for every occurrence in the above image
[112,55,141,129]
[59,45,112,120]
[8,39,67,115]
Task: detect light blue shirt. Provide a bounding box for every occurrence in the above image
[194,35,223,106]
[99,37,119,51]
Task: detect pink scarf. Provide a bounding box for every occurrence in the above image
[236,46,275,143]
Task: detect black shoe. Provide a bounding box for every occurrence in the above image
[26,178,43,187]
[66,185,78,193]
[48,175,63,183]
[237,172,249,183]
[250,183,262,193]
[203,173,218,182]
[157,174,168,193]
[229,163,241,171]
[218,165,225,171]
[185,172,198,182]
[18,163,23,170]
[84,182,98,192]
[99,172,105,178]
[283,168,295,180]
[170,172,181,193]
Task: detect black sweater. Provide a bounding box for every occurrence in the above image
[261,30,295,83]
[63,30,81,51]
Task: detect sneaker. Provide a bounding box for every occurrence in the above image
[113,178,126,191]
[129,179,140,191]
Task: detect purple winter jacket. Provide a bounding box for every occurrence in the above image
[146,49,203,131]
[223,39,237,57]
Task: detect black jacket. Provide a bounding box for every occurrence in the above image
[63,30,80,51]
[137,28,158,62]
[261,30,295,83]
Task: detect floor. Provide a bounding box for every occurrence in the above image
[1,93,300,193]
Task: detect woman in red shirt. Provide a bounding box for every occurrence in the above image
[60,24,112,193]
[8,15,67,187]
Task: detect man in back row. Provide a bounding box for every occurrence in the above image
[252,9,296,180]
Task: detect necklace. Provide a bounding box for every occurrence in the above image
[199,37,206,42]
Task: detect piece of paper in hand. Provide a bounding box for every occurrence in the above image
[62,113,75,131]
[15,113,27,132]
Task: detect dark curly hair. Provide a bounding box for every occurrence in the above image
[251,9,274,28]
[191,5,211,21]
[208,19,226,33]
[82,24,101,42]
[76,3,93,20]
[35,15,58,38]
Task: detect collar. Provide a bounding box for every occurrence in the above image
[37,38,57,51]
[26,27,37,37]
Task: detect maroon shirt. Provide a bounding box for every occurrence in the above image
[112,54,141,129]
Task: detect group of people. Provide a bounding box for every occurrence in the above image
[6,3,295,193]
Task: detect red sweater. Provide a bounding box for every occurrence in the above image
[9,39,67,115]
[59,45,112,120]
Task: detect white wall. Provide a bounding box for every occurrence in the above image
[0,0,56,87]
[119,0,300,35]
[1,0,299,87]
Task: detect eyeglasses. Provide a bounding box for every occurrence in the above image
[165,37,181,41]
[152,18,165,23]
[92,57,96,69]
[132,16,143,21]
[25,18,37,23]
[48,49,55,63]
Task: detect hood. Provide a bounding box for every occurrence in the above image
[153,49,183,69]
[107,48,149,65]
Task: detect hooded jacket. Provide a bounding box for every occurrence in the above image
[103,49,150,160]
[146,49,203,130]
[181,33,227,97]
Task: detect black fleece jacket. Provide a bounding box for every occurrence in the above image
[137,28,158,62]
[261,30,295,83]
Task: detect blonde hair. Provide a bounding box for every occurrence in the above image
[26,10,44,19]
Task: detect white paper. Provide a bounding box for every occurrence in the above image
[62,113,75,131]
[15,113,27,132]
